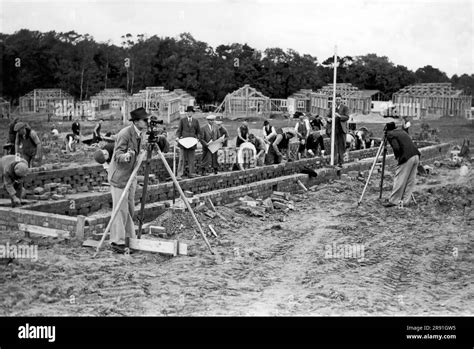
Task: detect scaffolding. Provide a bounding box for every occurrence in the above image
[392,83,471,119]
[215,85,271,117]
[91,88,129,111]
[0,97,11,119]
[309,83,376,116]
[19,89,74,114]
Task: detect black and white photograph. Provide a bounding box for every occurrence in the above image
[0,0,472,345]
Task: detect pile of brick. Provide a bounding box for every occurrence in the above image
[25,182,82,201]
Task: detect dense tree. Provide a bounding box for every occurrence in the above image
[0,29,471,105]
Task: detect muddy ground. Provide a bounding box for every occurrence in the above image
[1,160,472,316]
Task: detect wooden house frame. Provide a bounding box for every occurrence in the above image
[392,83,471,119]
[19,89,74,114]
[216,85,271,117]
[90,88,129,111]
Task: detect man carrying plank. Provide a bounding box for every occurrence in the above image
[107,107,148,254]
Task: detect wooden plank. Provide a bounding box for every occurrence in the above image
[208,225,218,238]
[18,223,70,239]
[149,226,166,234]
[206,197,217,212]
[177,242,188,256]
[128,237,178,256]
[76,215,86,240]
[297,179,308,192]
[82,239,100,248]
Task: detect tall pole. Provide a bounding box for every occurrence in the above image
[330,46,338,166]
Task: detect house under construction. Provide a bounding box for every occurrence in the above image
[19,89,74,114]
[90,88,129,111]
[216,85,271,117]
[392,83,471,119]
[309,83,378,116]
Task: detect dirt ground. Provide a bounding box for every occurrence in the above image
[1,160,472,316]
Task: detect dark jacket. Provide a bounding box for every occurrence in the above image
[387,129,421,165]
[108,125,142,188]
[200,124,219,146]
[176,117,201,149]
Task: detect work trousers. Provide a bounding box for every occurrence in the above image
[389,155,420,205]
[110,180,137,245]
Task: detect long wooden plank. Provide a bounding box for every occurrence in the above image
[128,238,178,256]
[19,223,70,239]
[83,238,187,256]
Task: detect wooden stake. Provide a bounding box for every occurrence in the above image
[209,225,218,238]
[156,148,214,255]
[297,179,308,192]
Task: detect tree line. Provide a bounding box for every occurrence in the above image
[1,29,473,105]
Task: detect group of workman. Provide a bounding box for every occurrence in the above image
[1,98,420,253]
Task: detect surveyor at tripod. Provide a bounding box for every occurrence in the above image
[0,155,30,207]
[107,107,148,254]
[326,93,349,167]
[383,122,421,208]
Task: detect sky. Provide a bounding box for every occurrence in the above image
[1,0,473,77]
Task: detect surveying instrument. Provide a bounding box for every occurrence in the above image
[93,116,214,257]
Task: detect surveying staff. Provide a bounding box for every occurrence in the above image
[383,122,421,207]
[200,115,219,176]
[0,155,30,207]
[176,113,201,179]
[326,93,349,166]
[107,107,148,254]
[14,122,42,168]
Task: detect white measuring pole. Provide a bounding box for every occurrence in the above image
[330,46,338,166]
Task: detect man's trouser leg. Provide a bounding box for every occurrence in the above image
[389,155,419,205]
[211,152,218,172]
[188,149,196,175]
[256,152,265,166]
[177,147,185,177]
[110,180,137,245]
[401,155,419,205]
[201,148,211,173]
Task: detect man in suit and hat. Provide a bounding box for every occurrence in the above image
[107,107,148,253]
[0,155,30,207]
[176,112,201,179]
[383,122,421,207]
[200,114,219,175]
[326,93,349,166]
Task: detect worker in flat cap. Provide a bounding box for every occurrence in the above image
[107,107,148,254]
[383,122,421,207]
[0,155,30,207]
[14,122,42,168]
[200,114,219,175]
